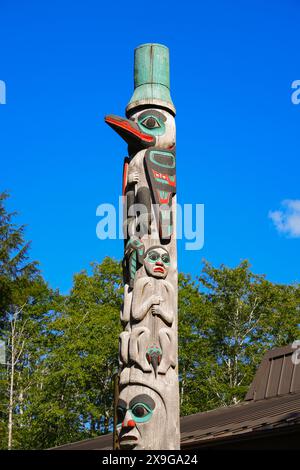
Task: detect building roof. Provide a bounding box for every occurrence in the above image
[52,433,113,451]
[53,343,300,450]
[245,344,300,401]
[180,390,300,448]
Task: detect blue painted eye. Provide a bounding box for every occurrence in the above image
[131,403,153,423]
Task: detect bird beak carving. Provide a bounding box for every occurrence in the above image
[105,114,155,148]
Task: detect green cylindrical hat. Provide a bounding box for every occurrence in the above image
[126,43,176,117]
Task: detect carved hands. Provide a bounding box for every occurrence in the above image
[151,295,162,306]
[132,293,161,322]
[127,170,139,185]
[151,302,173,326]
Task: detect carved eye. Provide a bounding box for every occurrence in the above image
[132,405,147,418]
[140,116,161,129]
[161,254,170,264]
[148,251,159,262]
[117,407,126,425]
[131,403,152,422]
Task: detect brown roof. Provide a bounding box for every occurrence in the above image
[180,390,300,448]
[52,433,113,450]
[53,344,300,450]
[245,344,300,401]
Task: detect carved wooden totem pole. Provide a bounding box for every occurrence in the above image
[105,44,180,450]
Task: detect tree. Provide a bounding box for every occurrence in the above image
[179,260,300,413]
[21,258,123,449]
[16,257,300,447]
[0,191,37,321]
[2,191,299,448]
[2,278,58,450]
[0,192,57,450]
[178,273,215,415]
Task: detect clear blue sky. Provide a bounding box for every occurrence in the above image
[1,0,300,293]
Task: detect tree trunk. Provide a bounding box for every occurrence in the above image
[8,324,15,450]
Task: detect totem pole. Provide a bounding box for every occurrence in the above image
[105,44,180,450]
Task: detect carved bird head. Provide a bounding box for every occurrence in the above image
[105,107,175,155]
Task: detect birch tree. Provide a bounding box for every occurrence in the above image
[0,192,53,449]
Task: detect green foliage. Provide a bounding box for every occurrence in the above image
[179,260,300,414]
[0,191,38,322]
[1,192,300,448]
[18,258,122,449]
[178,273,214,415]
[0,191,55,449]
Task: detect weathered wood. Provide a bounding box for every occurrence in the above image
[105,44,180,450]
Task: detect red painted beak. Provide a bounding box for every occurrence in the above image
[104,114,155,147]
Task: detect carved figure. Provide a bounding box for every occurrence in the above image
[105,43,180,450]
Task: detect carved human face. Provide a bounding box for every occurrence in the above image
[130,108,175,149]
[117,385,164,450]
[144,247,170,279]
